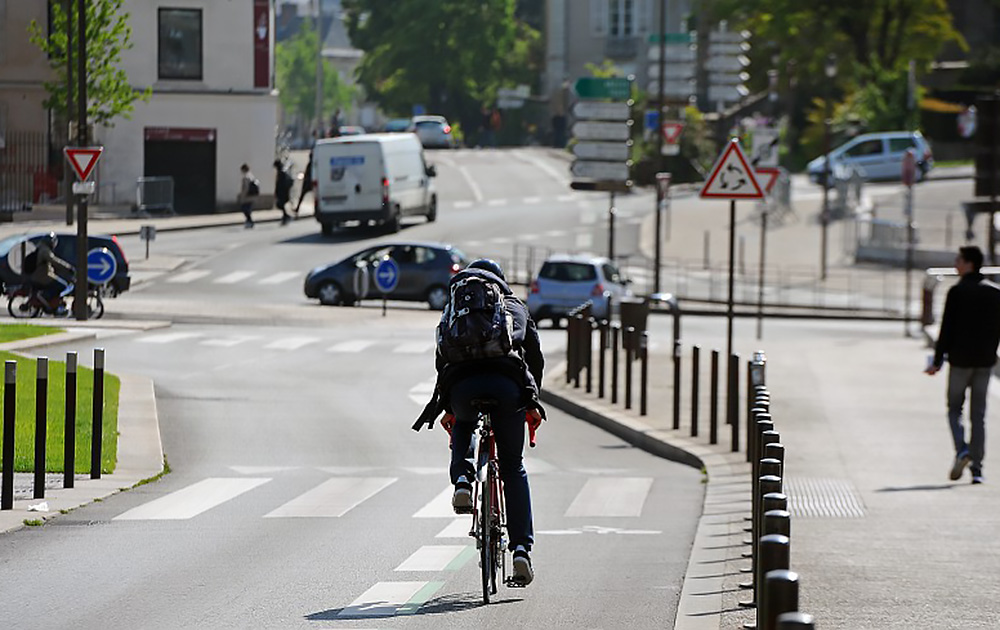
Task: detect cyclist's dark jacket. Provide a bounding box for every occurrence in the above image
[414,268,545,430]
[934,271,1000,369]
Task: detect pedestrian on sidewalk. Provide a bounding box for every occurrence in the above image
[238,163,260,228]
[273,159,293,225]
[926,245,1000,484]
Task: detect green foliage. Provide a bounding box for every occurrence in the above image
[584,60,626,79]
[28,0,150,127]
[0,324,63,344]
[275,20,356,125]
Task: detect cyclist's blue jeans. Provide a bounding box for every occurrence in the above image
[449,372,534,551]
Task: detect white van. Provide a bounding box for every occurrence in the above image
[311,133,437,235]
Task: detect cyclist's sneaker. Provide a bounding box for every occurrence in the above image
[511,546,533,586]
[972,472,985,485]
[452,476,473,514]
[950,452,971,481]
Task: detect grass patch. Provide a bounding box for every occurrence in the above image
[935,159,973,168]
[23,519,44,527]
[0,351,119,474]
[0,324,64,344]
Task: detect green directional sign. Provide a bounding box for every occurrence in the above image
[648,32,695,44]
[573,77,632,101]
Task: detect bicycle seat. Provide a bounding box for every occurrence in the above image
[470,398,499,413]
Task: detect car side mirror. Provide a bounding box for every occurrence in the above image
[426,165,437,177]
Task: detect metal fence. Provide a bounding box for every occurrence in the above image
[135,176,175,216]
[0,130,53,216]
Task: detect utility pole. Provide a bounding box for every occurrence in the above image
[653,0,666,294]
[74,0,88,321]
[65,0,74,226]
[314,0,324,138]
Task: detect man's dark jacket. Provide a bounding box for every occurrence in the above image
[413,268,544,430]
[934,271,1000,369]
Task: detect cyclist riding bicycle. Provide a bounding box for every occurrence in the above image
[25,233,74,315]
[415,259,545,586]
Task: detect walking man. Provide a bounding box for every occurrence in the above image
[238,163,259,228]
[926,246,1000,484]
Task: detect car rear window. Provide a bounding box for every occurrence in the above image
[539,262,597,282]
[888,137,916,152]
[415,121,444,130]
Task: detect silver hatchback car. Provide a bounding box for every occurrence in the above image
[527,255,630,325]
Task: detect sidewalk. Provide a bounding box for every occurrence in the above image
[0,322,168,534]
[543,317,1000,629]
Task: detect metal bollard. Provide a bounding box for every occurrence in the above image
[91,348,105,479]
[672,340,682,430]
[709,350,719,444]
[746,457,781,544]
[746,361,754,461]
[598,321,608,399]
[691,346,700,437]
[573,315,583,389]
[1,361,15,510]
[729,353,741,452]
[741,475,783,604]
[776,612,815,629]
[64,352,77,489]
[566,315,575,385]
[742,532,789,612]
[764,443,785,479]
[611,324,620,404]
[747,417,775,528]
[763,492,788,517]
[763,570,799,630]
[586,319,595,394]
[624,326,634,410]
[748,409,768,475]
[763,509,791,538]
[34,358,49,499]
[640,332,649,416]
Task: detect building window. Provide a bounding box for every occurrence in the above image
[609,0,635,37]
[158,8,202,80]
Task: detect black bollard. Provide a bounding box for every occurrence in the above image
[764,443,785,479]
[763,492,788,516]
[1,361,15,510]
[611,324,620,404]
[624,326,634,410]
[573,315,583,389]
[672,340,682,430]
[763,509,791,539]
[566,314,574,385]
[741,475,783,603]
[776,612,815,629]
[691,346,700,437]
[64,352,77,489]
[747,417,774,528]
[91,348,105,479]
[34,358,49,499]
[640,332,649,416]
[763,570,799,630]
[742,533,790,621]
[709,350,719,444]
[598,321,608,399]
[585,319,594,394]
[729,353,741,452]
[748,409,768,474]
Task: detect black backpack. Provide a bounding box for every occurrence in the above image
[437,273,516,364]
[22,250,38,275]
[247,177,260,196]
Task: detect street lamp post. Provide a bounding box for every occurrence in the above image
[820,55,837,281]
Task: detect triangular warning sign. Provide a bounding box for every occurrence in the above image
[662,122,684,144]
[699,139,764,200]
[64,147,104,181]
[755,167,781,194]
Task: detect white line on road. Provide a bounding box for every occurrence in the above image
[575,233,593,249]
[413,486,455,518]
[394,545,473,571]
[113,478,271,520]
[457,166,484,202]
[453,201,474,209]
[436,518,472,539]
[487,199,507,206]
[258,271,300,285]
[264,337,320,351]
[137,332,202,344]
[509,149,571,187]
[167,270,212,284]
[393,342,433,354]
[214,271,255,284]
[264,477,397,518]
[524,197,542,204]
[338,581,444,618]
[201,335,260,347]
[564,477,654,517]
[327,340,377,353]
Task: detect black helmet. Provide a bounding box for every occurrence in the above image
[45,232,58,248]
[467,258,505,281]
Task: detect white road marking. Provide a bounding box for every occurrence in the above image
[201,335,260,347]
[401,467,448,475]
[457,166,484,202]
[137,332,202,344]
[581,211,597,225]
[167,270,211,284]
[490,237,512,244]
[564,477,654,517]
[487,199,507,206]
[338,581,444,618]
[509,149,571,186]
[409,378,437,406]
[327,340,377,353]
[229,466,297,474]
[113,478,270,520]
[523,457,558,475]
[544,229,566,237]
[258,271,300,285]
[316,466,383,475]
[436,518,472,539]
[264,477,397,518]
[523,197,541,204]
[575,233,593,249]
[537,525,661,535]
[394,545,472,571]
[214,271,255,284]
[393,342,433,354]
[264,337,320,351]
[413,486,455,518]
[557,194,576,202]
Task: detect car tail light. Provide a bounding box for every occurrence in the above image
[450,262,461,274]
[382,177,389,205]
[591,283,605,297]
[312,179,318,191]
[530,280,539,294]
[443,125,451,134]
[111,235,128,265]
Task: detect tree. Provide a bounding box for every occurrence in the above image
[28,0,150,127]
[275,20,355,130]
[341,0,539,126]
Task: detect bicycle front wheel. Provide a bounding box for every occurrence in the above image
[74,293,104,320]
[8,294,40,318]
[480,476,493,605]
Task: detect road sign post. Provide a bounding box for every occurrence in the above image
[655,173,672,293]
[375,256,399,317]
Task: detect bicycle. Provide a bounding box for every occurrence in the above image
[6,283,104,319]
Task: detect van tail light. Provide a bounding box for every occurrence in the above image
[381,177,390,205]
[591,283,605,297]
[111,235,128,266]
[530,280,539,294]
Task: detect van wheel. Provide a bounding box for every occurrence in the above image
[426,285,448,310]
[321,223,334,236]
[388,211,402,233]
[427,196,437,223]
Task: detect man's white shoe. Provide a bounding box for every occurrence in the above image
[511,545,533,586]
[452,476,473,514]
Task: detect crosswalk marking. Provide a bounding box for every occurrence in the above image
[201,335,260,347]
[113,478,270,520]
[487,199,507,207]
[394,545,474,572]
[264,337,319,351]
[393,342,433,354]
[258,271,300,285]
[137,332,202,344]
[564,477,653,517]
[338,581,444,619]
[436,518,472,539]
[264,477,397,518]
[167,270,211,284]
[214,271,256,284]
[229,466,297,474]
[454,201,474,209]
[413,486,454,518]
[524,197,541,204]
[328,340,377,353]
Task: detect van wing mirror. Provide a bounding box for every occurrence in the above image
[426,164,437,177]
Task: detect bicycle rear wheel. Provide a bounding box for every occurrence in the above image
[480,476,492,605]
[8,294,40,318]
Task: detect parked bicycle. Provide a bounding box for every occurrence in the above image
[6,283,104,319]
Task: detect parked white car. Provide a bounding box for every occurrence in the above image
[527,255,630,325]
[807,131,934,186]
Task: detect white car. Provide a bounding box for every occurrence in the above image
[409,115,457,149]
[807,131,934,186]
[527,255,630,325]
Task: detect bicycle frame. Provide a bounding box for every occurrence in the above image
[471,410,507,604]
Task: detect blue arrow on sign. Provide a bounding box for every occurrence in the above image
[87,247,117,285]
[374,257,399,293]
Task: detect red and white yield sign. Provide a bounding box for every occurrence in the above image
[754,167,781,195]
[64,146,104,181]
[662,121,684,144]
[700,139,764,200]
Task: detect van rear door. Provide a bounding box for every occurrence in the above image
[315,141,384,217]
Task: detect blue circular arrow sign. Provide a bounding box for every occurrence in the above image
[374,257,399,293]
[87,247,117,285]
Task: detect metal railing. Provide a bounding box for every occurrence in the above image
[135,176,175,216]
[0,130,49,216]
